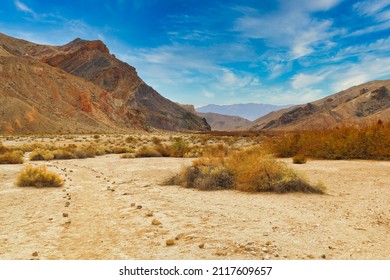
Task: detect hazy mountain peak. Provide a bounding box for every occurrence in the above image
[196,103,292,121]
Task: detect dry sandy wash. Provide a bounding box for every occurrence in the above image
[0,155,389,260]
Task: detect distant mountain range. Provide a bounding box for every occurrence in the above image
[197,112,251,131]
[0,32,210,133]
[196,103,291,121]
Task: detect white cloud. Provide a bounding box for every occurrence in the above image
[330,56,390,91]
[291,73,326,89]
[334,36,390,59]
[251,87,325,105]
[350,0,390,36]
[203,90,215,98]
[14,0,34,14]
[233,0,342,60]
[353,0,390,17]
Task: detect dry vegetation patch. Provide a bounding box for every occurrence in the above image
[0,150,24,164]
[168,146,325,194]
[268,121,390,160]
[16,165,64,188]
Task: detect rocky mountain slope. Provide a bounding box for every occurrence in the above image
[196,103,291,121]
[242,80,390,131]
[0,32,210,133]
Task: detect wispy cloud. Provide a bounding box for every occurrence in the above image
[233,0,342,61]
[291,73,327,89]
[353,0,390,17]
[350,0,390,36]
[330,55,390,91]
[14,0,34,14]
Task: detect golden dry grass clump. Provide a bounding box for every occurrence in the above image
[0,142,24,164]
[170,146,325,194]
[0,150,24,164]
[30,148,54,161]
[16,165,64,188]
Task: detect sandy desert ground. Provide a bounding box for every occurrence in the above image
[0,154,389,260]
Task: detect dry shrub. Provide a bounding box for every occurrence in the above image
[120,153,135,159]
[201,143,230,158]
[0,142,8,154]
[125,136,136,143]
[170,146,325,194]
[269,121,390,160]
[226,147,323,193]
[74,145,97,158]
[154,144,172,157]
[180,165,234,190]
[0,150,24,164]
[16,165,64,188]
[29,148,54,161]
[53,149,76,160]
[151,136,162,145]
[135,146,162,158]
[292,154,307,164]
[152,139,190,158]
[112,146,133,154]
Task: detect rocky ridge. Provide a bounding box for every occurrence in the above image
[0,32,210,133]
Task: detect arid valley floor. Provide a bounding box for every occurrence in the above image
[0,134,389,260]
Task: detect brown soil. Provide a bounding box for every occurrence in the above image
[0,156,389,260]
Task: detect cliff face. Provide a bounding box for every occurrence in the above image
[242,80,390,131]
[0,54,139,133]
[0,32,210,133]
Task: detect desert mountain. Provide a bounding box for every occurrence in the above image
[242,80,390,131]
[0,48,139,133]
[177,103,251,131]
[196,103,291,121]
[197,112,251,131]
[0,32,210,133]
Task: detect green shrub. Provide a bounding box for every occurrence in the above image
[16,165,64,188]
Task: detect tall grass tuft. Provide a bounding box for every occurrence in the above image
[16,165,64,188]
[0,150,24,164]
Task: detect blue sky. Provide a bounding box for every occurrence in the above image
[1,0,390,106]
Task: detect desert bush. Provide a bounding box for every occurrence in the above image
[135,146,162,158]
[29,148,54,161]
[125,136,135,143]
[268,121,390,160]
[112,146,133,154]
[74,145,97,158]
[226,146,324,193]
[151,136,162,145]
[16,165,64,188]
[180,165,234,190]
[52,149,76,160]
[201,143,230,158]
[0,150,24,164]
[0,142,8,154]
[170,139,189,157]
[120,153,135,159]
[292,154,307,164]
[170,146,325,194]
